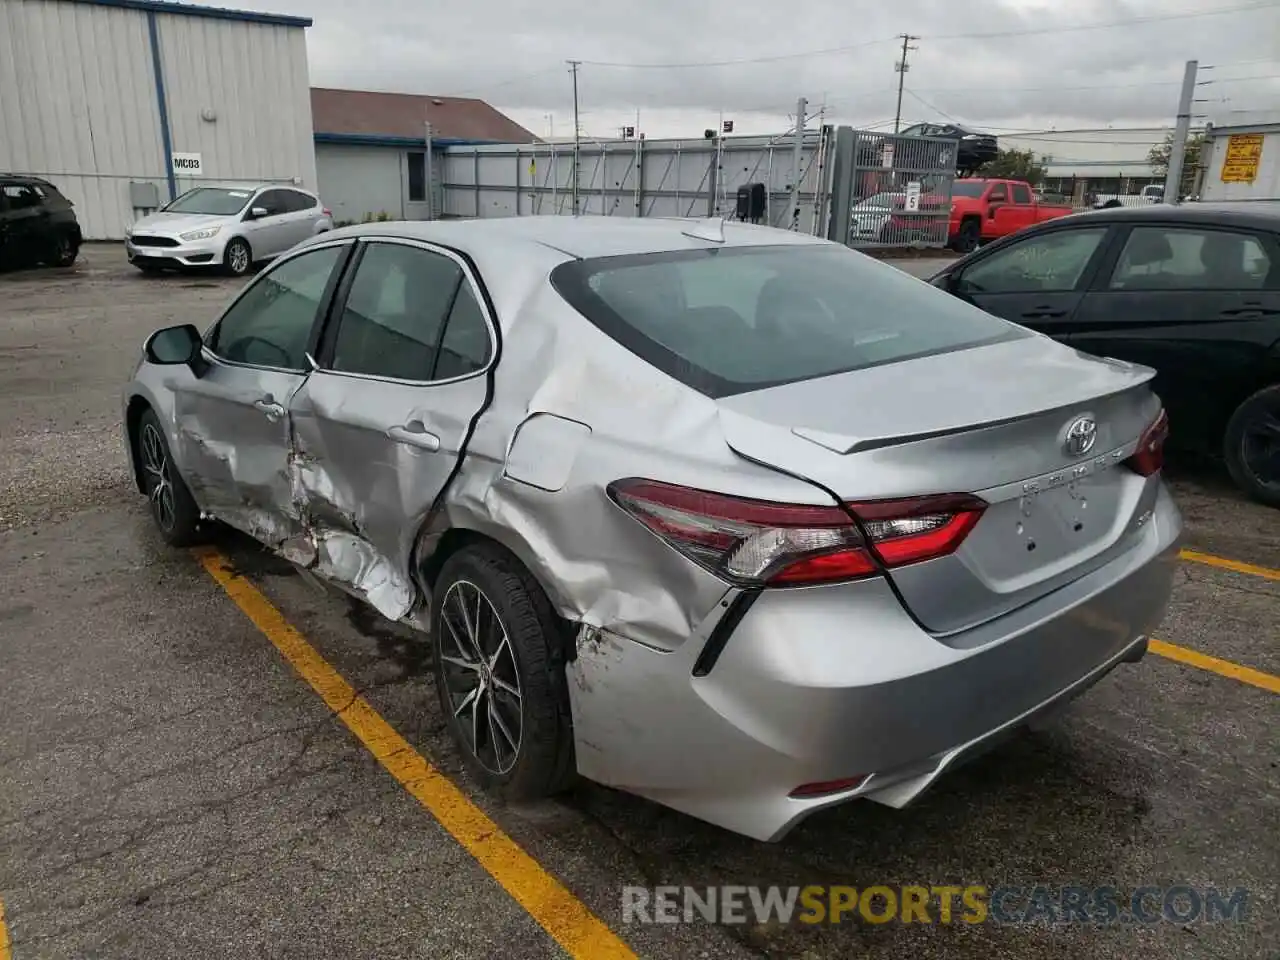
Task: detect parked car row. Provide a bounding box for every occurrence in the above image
[1,177,333,276]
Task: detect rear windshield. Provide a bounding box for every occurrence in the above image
[550,243,1028,398]
[951,182,988,198]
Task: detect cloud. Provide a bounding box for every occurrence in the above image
[259,0,1277,136]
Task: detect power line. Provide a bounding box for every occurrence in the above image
[575,2,1277,70]
[448,67,565,98]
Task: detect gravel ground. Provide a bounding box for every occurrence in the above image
[1,243,1276,960]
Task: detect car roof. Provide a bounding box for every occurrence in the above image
[1050,202,1280,232]
[313,215,830,259]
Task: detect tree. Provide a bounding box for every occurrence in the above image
[1148,131,1207,194]
[975,147,1046,185]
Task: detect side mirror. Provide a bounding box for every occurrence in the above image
[250,206,269,219]
[144,323,205,372]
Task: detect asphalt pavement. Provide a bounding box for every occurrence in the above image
[0,244,1275,960]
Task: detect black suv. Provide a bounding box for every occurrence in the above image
[0,176,82,270]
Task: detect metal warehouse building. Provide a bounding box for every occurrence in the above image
[0,0,318,239]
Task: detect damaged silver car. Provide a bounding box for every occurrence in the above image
[123,216,1182,842]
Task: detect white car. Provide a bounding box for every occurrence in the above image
[126,185,333,276]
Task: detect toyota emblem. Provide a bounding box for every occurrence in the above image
[1063,416,1098,457]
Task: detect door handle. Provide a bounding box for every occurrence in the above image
[253,398,285,420]
[1021,307,1068,319]
[387,422,441,451]
[1219,306,1277,318]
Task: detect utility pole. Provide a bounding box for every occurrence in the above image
[788,96,807,231]
[423,121,434,219]
[893,34,920,133]
[1164,59,1198,204]
[568,59,582,215]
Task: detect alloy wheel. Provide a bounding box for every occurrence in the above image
[139,423,176,532]
[1240,401,1280,492]
[228,242,250,275]
[439,580,524,776]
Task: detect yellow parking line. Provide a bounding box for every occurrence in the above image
[1150,639,1280,695]
[0,897,11,960]
[194,547,637,960]
[1179,549,1280,582]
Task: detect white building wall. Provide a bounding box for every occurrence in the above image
[1199,128,1280,202]
[998,127,1177,178]
[316,144,404,223]
[0,0,315,239]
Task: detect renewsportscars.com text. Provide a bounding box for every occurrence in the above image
[621,884,1249,926]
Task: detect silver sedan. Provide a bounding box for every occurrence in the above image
[125,184,332,277]
[122,216,1182,842]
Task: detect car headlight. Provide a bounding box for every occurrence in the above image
[179,226,221,242]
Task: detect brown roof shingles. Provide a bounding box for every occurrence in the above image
[311,88,538,144]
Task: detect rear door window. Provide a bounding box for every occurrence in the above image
[2,183,43,210]
[1107,226,1272,291]
[284,190,317,213]
[551,243,1029,398]
[327,241,465,381]
[1011,184,1033,204]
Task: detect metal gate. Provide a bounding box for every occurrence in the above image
[440,125,956,250]
[827,130,957,249]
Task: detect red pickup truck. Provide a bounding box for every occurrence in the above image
[948,178,1075,252]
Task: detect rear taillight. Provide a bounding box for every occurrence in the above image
[322,207,332,217]
[607,479,986,587]
[1125,409,1168,477]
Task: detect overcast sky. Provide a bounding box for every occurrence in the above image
[254,0,1278,139]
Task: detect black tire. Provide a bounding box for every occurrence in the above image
[953,218,981,253]
[135,408,203,545]
[431,543,576,800]
[51,232,79,267]
[1223,384,1280,508]
[223,237,253,277]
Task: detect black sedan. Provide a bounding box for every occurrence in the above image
[929,203,1280,507]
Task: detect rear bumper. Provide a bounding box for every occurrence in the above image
[568,483,1181,842]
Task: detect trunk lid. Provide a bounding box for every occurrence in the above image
[715,334,1162,635]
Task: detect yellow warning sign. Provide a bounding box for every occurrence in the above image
[1221,133,1264,184]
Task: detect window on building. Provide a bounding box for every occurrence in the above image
[408,152,427,202]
